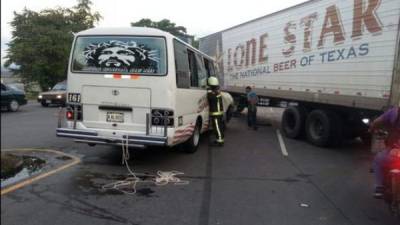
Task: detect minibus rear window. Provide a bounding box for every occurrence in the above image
[71,36,167,75]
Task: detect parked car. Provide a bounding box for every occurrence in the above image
[1,83,27,112]
[37,81,66,107]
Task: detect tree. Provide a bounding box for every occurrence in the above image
[131,19,187,37]
[131,18,199,48]
[4,0,101,90]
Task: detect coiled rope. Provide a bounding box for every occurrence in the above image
[102,135,189,195]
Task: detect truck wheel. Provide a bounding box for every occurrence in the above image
[305,110,342,147]
[8,100,20,112]
[183,121,201,153]
[281,106,307,139]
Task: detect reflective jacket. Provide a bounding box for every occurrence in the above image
[207,89,224,116]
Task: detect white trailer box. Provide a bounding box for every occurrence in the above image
[200,0,400,146]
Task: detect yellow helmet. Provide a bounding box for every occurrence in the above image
[208,77,219,86]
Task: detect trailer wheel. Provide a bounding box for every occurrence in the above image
[281,106,307,139]
[182,120,201,153]
[305,110,342,147]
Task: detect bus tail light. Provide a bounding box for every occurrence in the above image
[66,105,83,121]
[66,111,73,120]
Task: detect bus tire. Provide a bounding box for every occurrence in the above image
[281,106,307,139]
[183,120,201,153]
[305,110,342,147]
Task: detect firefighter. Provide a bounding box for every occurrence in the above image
[207,76,224,146]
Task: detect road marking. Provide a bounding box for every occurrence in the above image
[269,108,273,113]
[276,129,288,156]
[1,148,81,195]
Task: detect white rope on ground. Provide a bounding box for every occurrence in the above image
[101,134,189,195]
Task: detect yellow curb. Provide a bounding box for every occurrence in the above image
[1,148,81,195]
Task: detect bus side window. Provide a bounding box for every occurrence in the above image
[187,50,198,87]
[204,58,216,77]
[174,40,190,89]
[195,54,207,89]
[209,62,216,76]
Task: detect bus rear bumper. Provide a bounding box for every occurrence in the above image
[56,128,167,148]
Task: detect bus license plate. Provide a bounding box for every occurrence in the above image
[106,112,124,123]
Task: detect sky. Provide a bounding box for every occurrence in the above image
[1,0,305,66]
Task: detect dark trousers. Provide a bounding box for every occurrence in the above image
[373,149,390,187]
[211,116,224,143]
[247,106,257,128]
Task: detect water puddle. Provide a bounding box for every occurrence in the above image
[1,154,46,188]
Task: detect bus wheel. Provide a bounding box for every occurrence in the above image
[183,121,201,153]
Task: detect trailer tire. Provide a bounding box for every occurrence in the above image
[281,106,307,139]
[182,120,201,153]
[305,110,342,147]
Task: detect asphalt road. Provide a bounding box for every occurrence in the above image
[1,102,398,225]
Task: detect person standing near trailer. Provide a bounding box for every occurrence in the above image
[207,77,224,146]
[246,86,258,130]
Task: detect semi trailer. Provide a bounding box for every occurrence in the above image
[200,0,400,146]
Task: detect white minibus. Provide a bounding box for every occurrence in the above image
[57,27,233,153]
